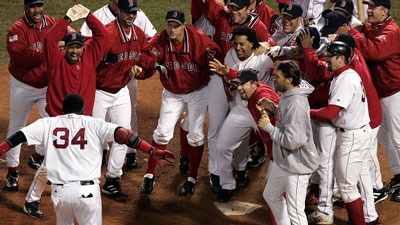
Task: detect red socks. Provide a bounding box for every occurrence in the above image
[268,208,277,225]
[180,127,189,158]
[187,144,204,180]
[8,167,17,173]
[145,140,167,175]
[346,198,366,225]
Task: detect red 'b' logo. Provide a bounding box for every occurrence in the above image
[325,19,329,26]
[128,0,134,7]
[341,1,346,8]
[72,33,76,40]
[287,3,293,11]
[173,11,178,18]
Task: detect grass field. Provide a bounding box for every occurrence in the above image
[0,0,398,65]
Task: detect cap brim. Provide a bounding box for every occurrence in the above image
[66,41,84,47]
[166,19,184,25]
[362,0,375,5]
[281,12,297,18]
[320,26,338,37]
[25,0,44,5]
[228,3,245,9]
[122,7,139,13]
[231,78,243,84]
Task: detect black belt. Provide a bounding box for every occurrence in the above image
[339,125,366,132]
[53,180,94,186]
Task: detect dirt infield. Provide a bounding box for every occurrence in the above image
[0,65,399,225]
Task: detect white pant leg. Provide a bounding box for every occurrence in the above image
[26,163,47,202]
[153,89,186,145]
[207,75,229,175]
[233,133,251,172]
[369,126,383,189]
[185,87,208,147]
[314,121,337,215]
[286,172,311,225]
[106,87,132,178]
[377,92,400,175]
[92,90,111,150]
[51,182,102,225]
[263,161,291,225]
[127,78,138,154]
[217,104,255,190]
[335,126,371,203]
[6,75,47,168]
[359,152,379,223]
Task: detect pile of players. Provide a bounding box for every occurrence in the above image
[1,0,400,224]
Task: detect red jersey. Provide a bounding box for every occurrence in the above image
[143,25,223,94]
[247,83,280,160]
[250,0,279,34]
[203,0,272,55]
[350,18,400,98]
[44,13,109,117]
[96,19,156,93]
[7,14,58,88]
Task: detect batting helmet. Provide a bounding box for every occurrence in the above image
[326,41,351,62]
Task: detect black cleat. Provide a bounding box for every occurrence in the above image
[236,170,249,187]
[141,174,155,194]
[102,177,128,202]
[178,177,196,196]
[5,171,19,191]
[217,187,239,202]
[28,154,43,170]
[126,152,138,170]
[210,174,222,193]
[246,148,266,168]
[383,177,400,195]
[373,188,388,204]
[24,201,44,219]
[179,157,189,177]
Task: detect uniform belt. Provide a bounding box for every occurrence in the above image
[339,124,366,132]
[53,180,94,186]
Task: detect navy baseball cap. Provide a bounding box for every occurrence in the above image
[232,69,258,84]
[282,2,303,19]
[166,9,185,25]
[24,0,44,5]
[228,0,250,9]
[320,11,347,37]
[296,26,321,49]
[64,32,84,47]
[336,32,356,48]
[334,0,354,15]
[362,0,391,9]
[118,0,139,13]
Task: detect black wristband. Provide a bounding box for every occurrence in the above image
[148,147,156,156]
[64,15,72,23]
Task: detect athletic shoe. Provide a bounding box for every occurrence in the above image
[102,177,128,202]
[126,152,138,170]
[101,149,107,167]
[332,192,341,203]
[24,201,44,219]
[391,188,400,202]
[236,170,249,187]
[28,154,43,170]
[373,188,388,204]
[141,174,155,194]
[178,177,196,196]
[246,149,266,168]
[217,187,239,202]
[366,217,382,225]
[5,171,19,191]
[383,177,400,194]
[179,157,189,177]
[307,210,334,224]
[210,174,222,193]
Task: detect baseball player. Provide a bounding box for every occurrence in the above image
[249,0,279,34]
[4,0,58,194]
[310,41,371,225]
[135,9,222,196]
[258,60,318,225]
[93,0,157,202]
[350,0,400,202]
[22,4,110,218]
[207,26,278,198]
[0,93,175,225]
[80,0,157,169]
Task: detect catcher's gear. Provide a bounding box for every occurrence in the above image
[326,41,351,62]
[155,63,171,79]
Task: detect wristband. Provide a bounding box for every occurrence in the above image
[148,147,156,156]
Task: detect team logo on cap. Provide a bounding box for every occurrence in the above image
[172,11,178,18]
[325,19,329,26]
[129,0,134,7]
[287,3,293,11]
[72,33,76,40]
[340,1,346,8]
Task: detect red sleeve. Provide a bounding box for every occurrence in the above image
[6,24,43,67]
[227,68,239,80]
[253,21,271,42]
[84,13,110,66]
[191,0,205,21]
[137,37,157,78]
[43,17,70,70]
[277,0,293,3]
[203,0,226,26]
[303,47,333,83]
[310,104,342,121]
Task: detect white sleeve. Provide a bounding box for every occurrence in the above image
[80,22,93,37]
[93,119,119,145]
[329,77,357,110]
[135,10,157,39]
[20,119,46,146]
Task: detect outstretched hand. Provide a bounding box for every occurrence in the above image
[298,29,314,48]
[151,149,176,167]
[209,58,229,77]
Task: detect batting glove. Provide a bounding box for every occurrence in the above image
[266,46,284,58]
[0,141,11,156]
[150,148,176,167]
[155,63,171,79]
[66,4,90,22]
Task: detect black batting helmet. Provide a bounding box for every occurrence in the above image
[326,41,351,62]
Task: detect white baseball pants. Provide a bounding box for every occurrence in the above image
[369,126,383,189]
[51,181,101,225]
[92,87,131,178]
[264,161,310,225]
[6,75,47,168]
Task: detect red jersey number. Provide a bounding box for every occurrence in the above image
[53,128,87,150]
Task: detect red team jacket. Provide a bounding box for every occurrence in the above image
[350,17,400,98]
[250,0,279,34]
[7,14,58,88]
[96,19,156,93]
[44,13,109,116]
[203,0,272,55]
[142,25,222,94]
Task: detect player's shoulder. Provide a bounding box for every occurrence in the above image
[150,29,168,46]
[132,24,147,38]
[43,15,59,27]
[9,15,26,31]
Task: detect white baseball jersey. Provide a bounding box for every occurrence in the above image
[21,114,118,184]
[80,4,156,39]
[294,0,328,19]
[329,68,370,130]
[224,49,275,88]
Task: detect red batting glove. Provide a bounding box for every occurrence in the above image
[150,149,176,167]
[0,141,11,156]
